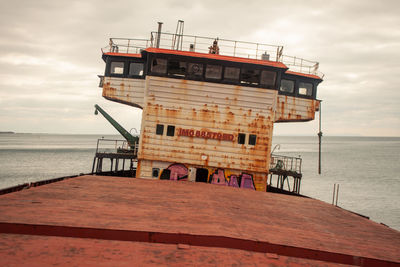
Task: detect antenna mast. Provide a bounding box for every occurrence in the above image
[318,101,323,174]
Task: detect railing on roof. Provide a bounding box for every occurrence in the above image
[103,32,323,77]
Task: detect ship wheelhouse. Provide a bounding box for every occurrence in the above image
[98,32,323,192]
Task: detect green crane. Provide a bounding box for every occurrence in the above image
[94,104,139,150]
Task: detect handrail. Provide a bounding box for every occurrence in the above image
[103,31,323,77]
[95,138,138,156]
[270,154,302,174]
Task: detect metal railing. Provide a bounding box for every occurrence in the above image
[269,154,302,175]
[103,32,323,77]
[95,138,138,155]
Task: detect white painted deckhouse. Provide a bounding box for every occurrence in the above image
[98,22,323,193]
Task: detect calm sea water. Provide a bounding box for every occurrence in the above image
[0,133,399,230]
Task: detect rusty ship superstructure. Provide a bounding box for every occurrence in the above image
[95,22,323,193]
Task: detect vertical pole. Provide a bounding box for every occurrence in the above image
[180,20,184,50]
[115,159,119,173]
[332,184,336,205]
[335,184,340,206]
[156,22,163,49]
[256,43,259,59]
[91,157,96,174]
[318,102,322,174]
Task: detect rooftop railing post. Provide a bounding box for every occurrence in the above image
[127,39,130,54]
[156,22,163,48]
[233,41,237,57]
[256,43,259,59]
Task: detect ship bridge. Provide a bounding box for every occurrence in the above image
[96,23,324,193]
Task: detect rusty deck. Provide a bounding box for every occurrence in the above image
[0,175,399,266]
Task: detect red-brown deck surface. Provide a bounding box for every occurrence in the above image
[0,175,399,266]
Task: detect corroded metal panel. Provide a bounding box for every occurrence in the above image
[274,95,320,122]
[102,77,145,109]
[138,76,277,176]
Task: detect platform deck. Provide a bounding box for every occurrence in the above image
[0,175,399,266]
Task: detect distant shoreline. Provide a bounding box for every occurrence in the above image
[0,131,15,134]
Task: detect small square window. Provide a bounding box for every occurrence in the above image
[260,70,276,88]
[168,60,187,77]
[156,124,164,135]
[151,58,167,74]
[205,65,222,80]
[280,79,295,93]
[152,168,160,178]
[238,133,246,144]
[223,67,240,82]
[167,125,175,136]
[110,62,124,74]
[298,82,313,96]
[249,135,257,145]
[240,69,260,85]
[188,63,203,78]
[129,62,144,76]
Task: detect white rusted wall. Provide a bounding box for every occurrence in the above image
[137,76,278,179]
[102,77,145,109]
[275,95,320,122]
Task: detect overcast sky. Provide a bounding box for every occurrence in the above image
[0,0,399,136]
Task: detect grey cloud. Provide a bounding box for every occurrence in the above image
[0,0,399,136]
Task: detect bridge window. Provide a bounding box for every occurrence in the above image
[151,58,167,74]
[129,62,144,76]
[168,60,187,77]
[187,63,203,78]
[156,124,164,135]
[223,67,240,83]
[110,62,124,75]
[280,79,295,93]
[167,125,175,136]
[240,68,260,85]
[238,133,246,144]
[260,70,276,88]
[205,64,222,80]
[298,82,313,96]
[249,134,257,145]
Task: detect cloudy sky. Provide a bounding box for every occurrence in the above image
[0,0,399,136]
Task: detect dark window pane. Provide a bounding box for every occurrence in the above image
[167,125,175,136]
[151,58,167,74]
[223,67,240,82]
[240,69,260,85]
[156,124,164,135]
[152,168,160,178]
[238,133,246,144]
[260,70,276,88]
[249,134,257,145]
[110,62,124,74]
[205,65,222,80]
[187,63,203,78]
[280,79,295,93]
[129,62,144,76]
[168,60,187,77]
[298,82,313,96]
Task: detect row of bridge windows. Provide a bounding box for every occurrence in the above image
[107,58,316,98]
[150,58,277,88]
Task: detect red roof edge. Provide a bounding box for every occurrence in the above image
[103,52,142,58]
[144,47,288,69]
[285,70,323,80]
